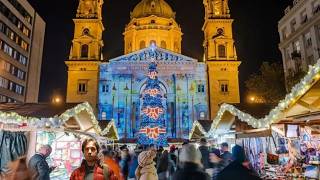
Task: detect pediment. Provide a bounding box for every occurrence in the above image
[109,46,197,63]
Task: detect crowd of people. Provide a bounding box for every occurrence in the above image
[1,138,262,180]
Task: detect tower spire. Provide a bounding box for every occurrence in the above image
[203,0,240,118]
[65,0,104,111]
[203,0,230,19]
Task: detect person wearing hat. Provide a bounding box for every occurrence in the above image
[209,148,228,180]
[128,145,143,180]
[173,144,210,180]
[135,150,158,180]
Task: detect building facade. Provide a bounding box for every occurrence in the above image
[66,0,240,141]
[278,0,320,89]
[203,0,241,117]
[65,0,104,111]
[0,0,45,103]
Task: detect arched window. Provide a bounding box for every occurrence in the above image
[83,28,90,35]
[81,44,89,58]
[160,41,166,49]
[150,40,156,46]
[140,41,146,49]
[218,44,226,58]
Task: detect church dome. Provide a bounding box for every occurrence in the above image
[131,0,175,19]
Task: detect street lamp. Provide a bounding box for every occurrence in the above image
[52,96,62,104]
[250,96,256,102]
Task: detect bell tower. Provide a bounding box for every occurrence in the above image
[65,0,104,110]
[203,0,240,118]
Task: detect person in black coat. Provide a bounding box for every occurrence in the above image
[28,145,55,180]
[217,145,261,180]
[198,138,210,170]
[173,144,210,180]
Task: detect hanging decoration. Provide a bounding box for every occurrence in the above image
[0,102,102,135]
[207,59,320,137]
[138,61,167,146]
[139,127,166,139]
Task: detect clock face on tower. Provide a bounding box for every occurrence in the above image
[217,28,224,35]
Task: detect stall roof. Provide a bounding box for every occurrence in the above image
[189,120,212,139]
[207,59,320,137]
[0,103,80,118]
[99,120,119,140]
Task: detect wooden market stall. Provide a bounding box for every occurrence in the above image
[0,102,118,179]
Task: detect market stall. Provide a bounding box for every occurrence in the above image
[0,102,118,179]
[206,59,320,179]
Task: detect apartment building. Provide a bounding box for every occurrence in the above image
[278,0,320,88]
[0,0,45,102]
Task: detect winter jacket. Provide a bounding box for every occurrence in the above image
[28,153,51,180]
[104,157,123,180]
[198,146,210,169]
[172,162,210,180]
[216,161,261,180]
[70,160,117,180]
[211,160,228,180]
[135,164,158,180]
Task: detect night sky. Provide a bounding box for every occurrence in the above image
[27,0,292,102]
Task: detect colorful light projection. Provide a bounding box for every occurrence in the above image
[138,62,168,146]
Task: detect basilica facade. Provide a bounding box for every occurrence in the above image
[65,0,240,141]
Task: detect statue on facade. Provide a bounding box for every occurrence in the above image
[77,0,98,18]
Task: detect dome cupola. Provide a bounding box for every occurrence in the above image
[130,0,175,19]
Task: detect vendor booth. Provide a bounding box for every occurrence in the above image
[0,102,118,179]
[205,59,320,179]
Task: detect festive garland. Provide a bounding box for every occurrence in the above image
[0,102,102,135]
[100,120,119,140]
[189,120,208,139]
[207,59,320,137]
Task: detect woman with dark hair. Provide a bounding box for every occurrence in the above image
[157,150,169,180]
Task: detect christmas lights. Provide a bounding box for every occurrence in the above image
[138,61,168,146]
[100,120,119,140]
[189,120,208,139]
[207,59,320,137]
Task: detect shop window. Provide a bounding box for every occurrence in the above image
[218,44,226,58]
[81,44,89,58]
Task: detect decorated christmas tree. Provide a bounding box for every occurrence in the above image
[138,61,167,146]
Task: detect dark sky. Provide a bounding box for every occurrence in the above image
[27,0,292,102]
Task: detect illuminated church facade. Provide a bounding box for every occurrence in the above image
[66,0,240,140]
